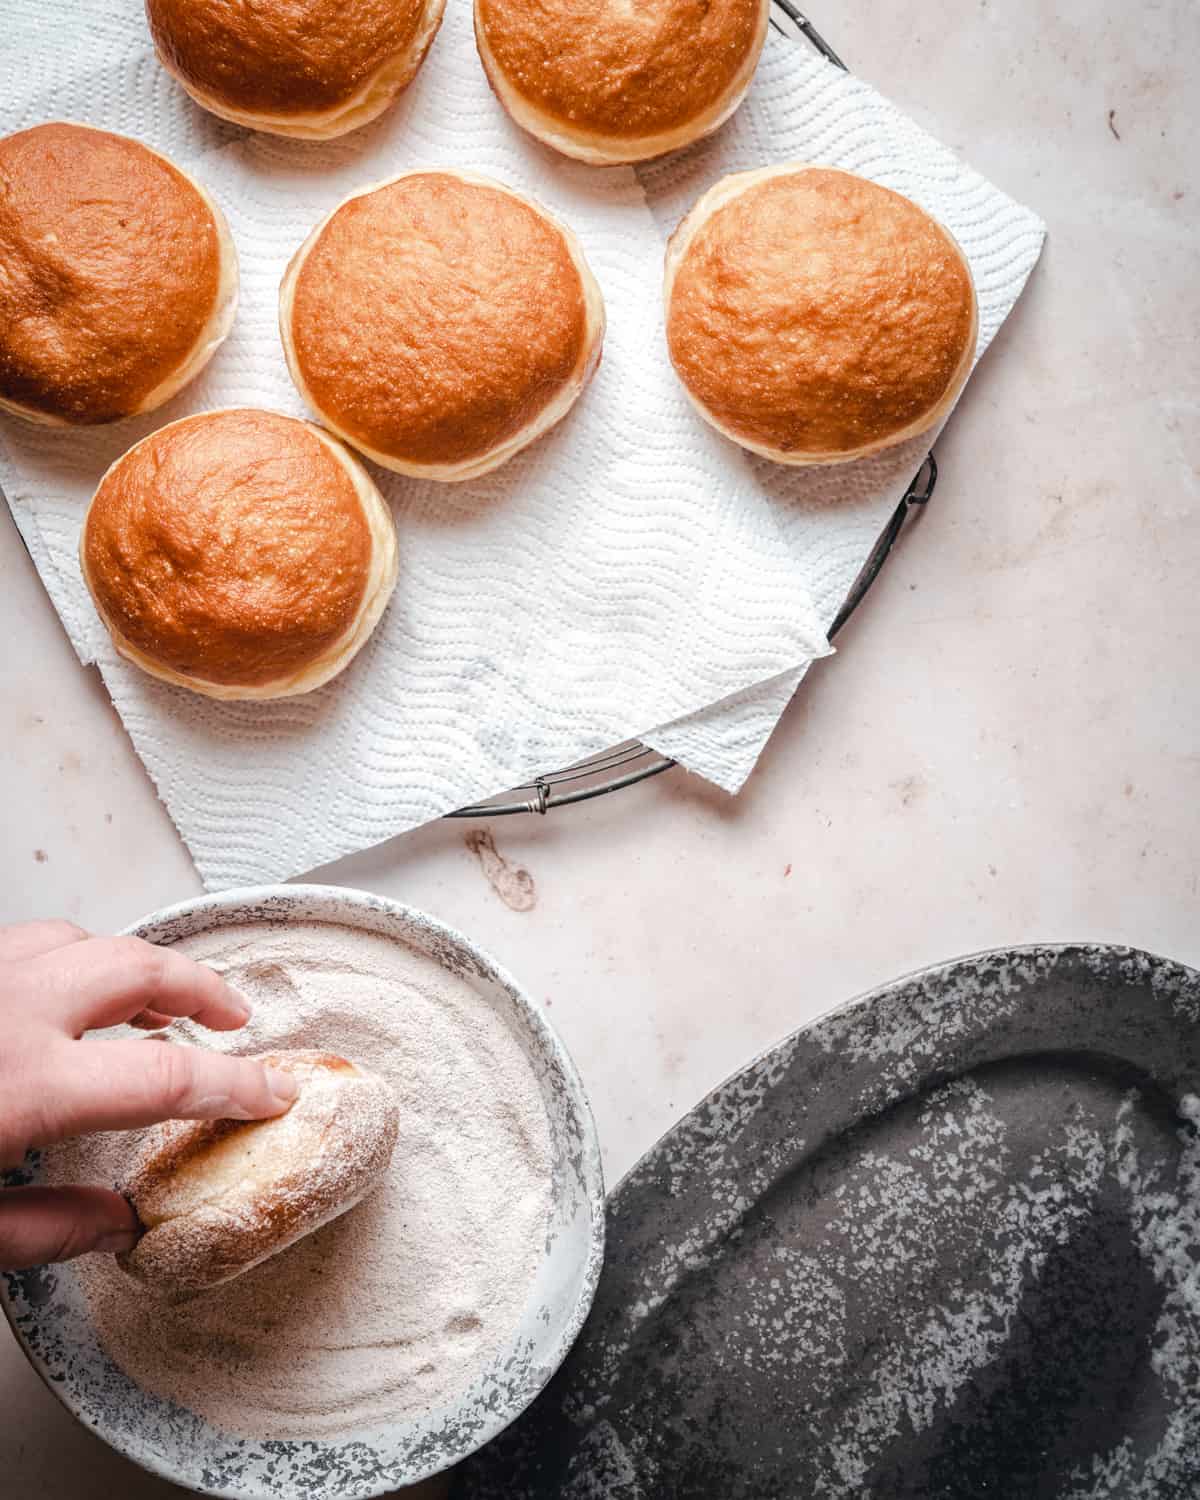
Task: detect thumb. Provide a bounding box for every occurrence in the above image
[0,1185,139,1269]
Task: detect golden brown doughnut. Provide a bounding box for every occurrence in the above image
[664,166,979,464]
[474,0,769,163]
[145,0,445,139]
[280,169,604,480]
[80,409,398,699]
[0,122,237,427]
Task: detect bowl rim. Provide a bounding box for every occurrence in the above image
[1,882,606,1498]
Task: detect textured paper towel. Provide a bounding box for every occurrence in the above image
[640,21,1046,778]
[0,1,1044,888]
[0,0,830,889]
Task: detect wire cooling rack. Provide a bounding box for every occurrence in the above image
[0,4,933,826]
[449,4,937,819]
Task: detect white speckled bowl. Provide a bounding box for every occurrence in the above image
[0,885,606,1498]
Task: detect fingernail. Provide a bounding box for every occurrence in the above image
[267,1068,299,1106]
[228,988,252,1021]
[96,1230,139,1255]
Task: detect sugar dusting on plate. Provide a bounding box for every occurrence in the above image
[43,919,553,1439]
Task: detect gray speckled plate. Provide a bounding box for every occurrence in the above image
[455,944,1200,1499]
[0,885,605,1499]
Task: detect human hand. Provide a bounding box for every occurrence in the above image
[0,919,297,1270]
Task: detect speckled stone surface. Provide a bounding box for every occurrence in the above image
[1,887,605,1499]
[456,945,1200,1499]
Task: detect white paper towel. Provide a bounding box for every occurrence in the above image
[1,0,830,888]
[0,0,1044,890]
[639,24,1046,780]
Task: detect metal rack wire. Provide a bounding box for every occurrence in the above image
[450,6,936,820]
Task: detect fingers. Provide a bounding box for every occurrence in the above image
[0,919,88,965]
[127,1009,175,1032]
[24,936,251,1036]
[29,1038,298,1143]
[0,1186,138,1269]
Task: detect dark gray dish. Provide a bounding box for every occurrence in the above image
[455,945,1200,1499]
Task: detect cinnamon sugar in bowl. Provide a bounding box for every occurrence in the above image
[1,885,604,1499]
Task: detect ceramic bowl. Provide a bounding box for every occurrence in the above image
[1,884,605,1498]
